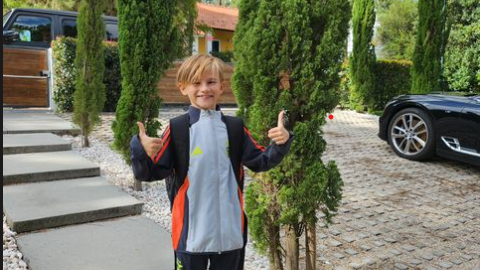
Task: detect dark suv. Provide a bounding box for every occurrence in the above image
[3,8,118,47]
[3,9,118,108]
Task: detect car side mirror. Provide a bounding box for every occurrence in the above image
[3,30,20,44]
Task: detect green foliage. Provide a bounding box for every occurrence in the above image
[236,0,350,266]
[113,0,182,161]
[350,0,377,112]
[444,0,480,93]
[52,37,77,113]
[211,51,234,62]
[371,59,412,109]
[411,0,449,94]
[176,0,197,57]
[376,0,418,59]
[232,0,260,121]
[52,37,122,113]
[73,0,106,147]
[340,59,412,111]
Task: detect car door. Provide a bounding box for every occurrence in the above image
[3,12,54,108]
[459,100,480,155]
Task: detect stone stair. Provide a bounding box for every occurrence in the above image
[2,114,173,270]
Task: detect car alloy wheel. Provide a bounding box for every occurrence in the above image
[388,108,435,161]
[391,113,428,155]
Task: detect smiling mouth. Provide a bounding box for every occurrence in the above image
[197,95,214,98]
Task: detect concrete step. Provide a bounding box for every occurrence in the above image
[3,151,100,185]
[3,133,72,155]
[3,113,80,136]
[17,216,173,270]
[3,177,143,233]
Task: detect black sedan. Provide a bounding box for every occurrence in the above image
[379,94,480,166]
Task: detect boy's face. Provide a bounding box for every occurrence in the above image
[179,68,224,110]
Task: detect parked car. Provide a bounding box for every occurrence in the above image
[3,8,118,108]
[3,8,118,46]
[379,94,480,166]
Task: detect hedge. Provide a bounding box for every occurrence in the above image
[340,59,412,111]
[52,36,122,113]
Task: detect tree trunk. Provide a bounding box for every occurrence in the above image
[82,130,89,148]
[268,224,284,270]
[285,225,299,270]
[134,178,143,191]
[305,222,317,270]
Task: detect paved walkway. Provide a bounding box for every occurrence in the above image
[318,110,479,270]
[3,113,172,270]
[58,109,480,270]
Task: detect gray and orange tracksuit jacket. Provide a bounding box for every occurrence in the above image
[130,106,293,255]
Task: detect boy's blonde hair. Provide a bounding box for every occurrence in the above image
[177,54,226,85]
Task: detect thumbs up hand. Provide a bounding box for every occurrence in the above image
[137,122,164,159]
[268,111,290,145]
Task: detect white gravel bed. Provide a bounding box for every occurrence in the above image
[64,135,271,270]
[3,215,28,270]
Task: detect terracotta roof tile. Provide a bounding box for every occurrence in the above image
[196,3,238,32]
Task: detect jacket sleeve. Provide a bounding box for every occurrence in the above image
[241,125,293,173]
[130,125,174,182]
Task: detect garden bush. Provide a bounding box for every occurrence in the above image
[340,59,412,111]
[52,37,122,113]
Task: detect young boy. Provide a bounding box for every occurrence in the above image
[130,54,292,270]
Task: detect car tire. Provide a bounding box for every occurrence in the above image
[388,108,435,161]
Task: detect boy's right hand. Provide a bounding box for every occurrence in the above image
[137,122,163,159]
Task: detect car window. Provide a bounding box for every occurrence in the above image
[10,15,52,43]
[62,19,77,38]
[3,11,12,26]
[106,23,118,42]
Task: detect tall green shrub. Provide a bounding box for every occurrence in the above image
[235,0,350,269]
[52,37,77,113]
[350,0,377,112]
[444,0,479,93]
[73,0,106,147]
[232,0,260,120]
[113,0,182,161]
[411,0,449,93]
[52,37,122,113]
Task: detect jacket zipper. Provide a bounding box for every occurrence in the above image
[210,111,223,254]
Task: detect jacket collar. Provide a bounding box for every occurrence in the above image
[188,105,222,125]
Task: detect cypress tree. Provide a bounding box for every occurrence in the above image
[73,0,106,148]
[113,0,181,161]
[236,0,350,269]
[411,0,448,93]
[232,0,260,121]
[350,0,376,112]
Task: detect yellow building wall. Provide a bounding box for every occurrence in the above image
[197,29,234,54]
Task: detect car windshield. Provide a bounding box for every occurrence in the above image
[3,11,11,27]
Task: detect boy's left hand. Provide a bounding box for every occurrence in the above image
[268,111,290,145]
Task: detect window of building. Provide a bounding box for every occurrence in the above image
[10,15,52,43]
[212,40,220,53]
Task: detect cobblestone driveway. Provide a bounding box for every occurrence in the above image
[59,108,479,270]
[319,110,479,270]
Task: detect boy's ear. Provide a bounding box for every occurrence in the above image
[220,82,226,94]
[178,83,188,96]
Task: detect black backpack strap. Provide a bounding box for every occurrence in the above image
[165,113,190,210]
